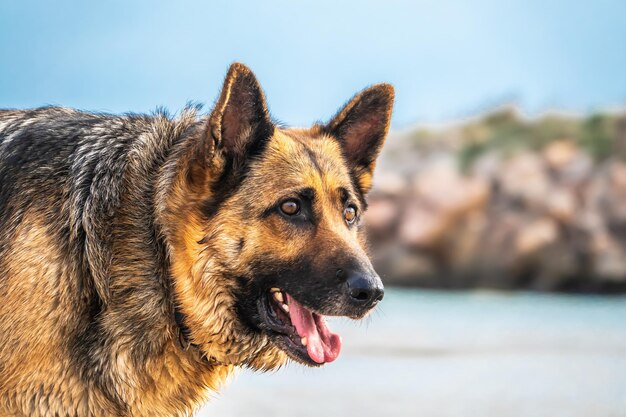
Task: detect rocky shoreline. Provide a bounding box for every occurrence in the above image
[367,107,626,292]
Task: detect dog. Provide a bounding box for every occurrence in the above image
[0,63,394,416]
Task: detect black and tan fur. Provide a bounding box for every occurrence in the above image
[0,63,394,416]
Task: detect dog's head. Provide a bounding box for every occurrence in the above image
[161,63,393,369]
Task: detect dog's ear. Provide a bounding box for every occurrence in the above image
[172,63,273,209]
[183,63,273,191]
[324,84,394,194]
[208,63,273,165]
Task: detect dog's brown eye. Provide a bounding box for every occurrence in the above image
[344,205,357,224]
[280,199,300,216]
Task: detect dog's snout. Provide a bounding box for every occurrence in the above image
[345,270,384,307]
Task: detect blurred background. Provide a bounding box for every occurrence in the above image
[2,1,626,416]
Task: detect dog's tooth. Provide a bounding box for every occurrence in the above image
[301,337,307,346]
[270,287,280,293]
[273,292,284,303]
[282,304,290,313]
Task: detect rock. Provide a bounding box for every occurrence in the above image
[399,203,444,248]
[543,140,594,187]
[413,164,489,213]
[545,188,577,222]
[604,161,626,225]
[498,152,550,207]
[515,218,559,256]
[543,140,578,170]
[370,172,408,197]
[471,151,502,182]
[592,238,626,282]
[364,109,626,293]
[365,198,400,237]
[398,166,489,249]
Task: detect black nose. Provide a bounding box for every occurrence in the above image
[344,270,384,307]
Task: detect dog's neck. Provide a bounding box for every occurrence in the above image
[172,300,212,365]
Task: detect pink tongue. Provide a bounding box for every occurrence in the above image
[286,294,342,364]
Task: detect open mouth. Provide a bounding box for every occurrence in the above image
[259,288,342,365]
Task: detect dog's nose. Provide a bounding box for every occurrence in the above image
[344,270,384,307]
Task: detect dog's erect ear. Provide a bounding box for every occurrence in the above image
[179,64,273,194]
[324,84,394,194]
[208,63,273,163]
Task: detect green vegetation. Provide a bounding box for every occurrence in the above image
[406,107,626,170]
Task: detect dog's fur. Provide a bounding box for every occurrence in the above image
[0,63,394,416]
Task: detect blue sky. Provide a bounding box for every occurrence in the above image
[1,0,625,128]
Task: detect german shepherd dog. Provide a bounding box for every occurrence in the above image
[0,63,394,416]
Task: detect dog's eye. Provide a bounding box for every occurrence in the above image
[344,205,357,224]
[280,199,301,216]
